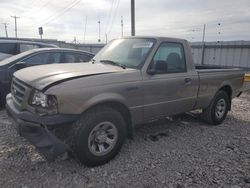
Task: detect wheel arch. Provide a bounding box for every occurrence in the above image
[218,85,232,110]
[81,99,133,139]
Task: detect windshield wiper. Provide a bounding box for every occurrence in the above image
[100,60,126,69]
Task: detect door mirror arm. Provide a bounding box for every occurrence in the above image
[14,61,27,70]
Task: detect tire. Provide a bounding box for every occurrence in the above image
[70,106,127,166]
[203,90,230,125]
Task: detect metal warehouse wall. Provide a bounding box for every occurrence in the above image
[191,41,250,68]
[0,37,105,54]
[56,42,104,54]
[2,37,250,68]
[55,40,250,68]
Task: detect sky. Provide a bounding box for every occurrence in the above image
[0,0,250,43]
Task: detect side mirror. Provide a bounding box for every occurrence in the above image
[147,69,156,75]
[155,60,168,73]
[14,61,27,70]
[147,60,168,75]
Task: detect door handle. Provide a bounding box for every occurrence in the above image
[184,78,192,85]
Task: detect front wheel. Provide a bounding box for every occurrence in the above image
[70,106,127,166]
[203,90,230,125]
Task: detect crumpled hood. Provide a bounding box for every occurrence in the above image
[14,62,125,90]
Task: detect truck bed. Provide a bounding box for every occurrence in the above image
[195,64,244,72]
[194,64,245,109]
[196,64,240,70]
[195,64,243,73]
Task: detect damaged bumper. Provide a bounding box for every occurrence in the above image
[6,94,79,161]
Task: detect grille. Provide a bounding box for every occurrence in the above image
[11,77,27,105]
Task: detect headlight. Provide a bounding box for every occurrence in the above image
[30,90,58,113]
[31,90,47,107]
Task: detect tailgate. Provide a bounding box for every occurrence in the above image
[243,73,250,91]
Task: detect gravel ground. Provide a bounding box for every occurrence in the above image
[0,93,250,188]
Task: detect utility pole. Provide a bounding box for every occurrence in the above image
[1,23,9,38]
[11,15,20,38]
[121,16,124,37]
[131,0,135,36]
[217,23,221,42]
[105,33,107,44]
[98,18,101,42]
[201,24,206,65]
[202,24,206,43]
[84,16,87,43]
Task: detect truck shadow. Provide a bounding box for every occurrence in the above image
[0,105,5,111]
[134,111,205,142]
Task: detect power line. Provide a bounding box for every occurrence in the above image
[105,0,115,35]
[41,0,81,26]
[11,16,20,38]
[108,0,120,37]
[40,0,82,26]
[20,0,51,18]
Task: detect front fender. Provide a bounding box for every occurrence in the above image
[78,92,128,113]
[50,88,130,115]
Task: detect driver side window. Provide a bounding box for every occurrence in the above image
[24,52,62,65]
[151,42,186,74]
[24,53,50,65]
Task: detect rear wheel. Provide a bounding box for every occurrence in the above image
[70,106,127,166]
[203,90,230,125]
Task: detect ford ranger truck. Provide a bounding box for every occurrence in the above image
[6,37,245,166]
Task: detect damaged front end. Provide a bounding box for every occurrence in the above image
[6,93,79,161]
[18,120,68,161]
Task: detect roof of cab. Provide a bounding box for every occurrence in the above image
[119,35,188,43]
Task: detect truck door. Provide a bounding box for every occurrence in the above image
[142,42,198,121]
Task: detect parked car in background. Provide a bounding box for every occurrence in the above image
[0,39,58,61]
[0,48,94,104]
[0,52,12,61]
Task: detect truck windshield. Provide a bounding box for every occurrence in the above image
[93,38,155,69]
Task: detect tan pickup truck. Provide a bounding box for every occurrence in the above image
[6,36,245,166]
